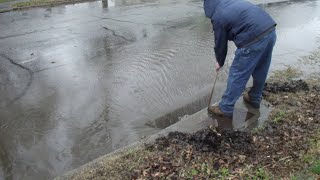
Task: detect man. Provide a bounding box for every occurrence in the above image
[205,0,277,117]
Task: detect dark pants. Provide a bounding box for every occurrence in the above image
[219,30,277,116]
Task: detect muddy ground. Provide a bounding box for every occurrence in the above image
[68,77,320,180]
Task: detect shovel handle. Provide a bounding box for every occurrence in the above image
[208,71,219,108]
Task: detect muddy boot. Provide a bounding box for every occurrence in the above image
[208,105,232,117]
[243,92,260,109]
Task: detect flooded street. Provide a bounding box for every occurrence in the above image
[0,0,320,179]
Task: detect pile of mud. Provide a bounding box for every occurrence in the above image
[134,128,257,179]
[264,79,309,93]
[152,129,253,154]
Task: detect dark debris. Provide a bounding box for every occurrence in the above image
[151,129,253,154]
[264,79,309,93]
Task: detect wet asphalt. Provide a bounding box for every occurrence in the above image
[0,0,320,179]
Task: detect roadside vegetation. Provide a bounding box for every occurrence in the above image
[13,0,60,8]
[0,0,12,3]
[0,0,95,11]
[11,0,93,8]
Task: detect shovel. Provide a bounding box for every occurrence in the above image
[207,71,219,109]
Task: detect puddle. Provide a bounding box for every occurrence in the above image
[146,94,271,131]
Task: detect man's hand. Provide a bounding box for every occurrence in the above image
[215,62,221,72]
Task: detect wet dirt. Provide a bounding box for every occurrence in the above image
[264,79,309,93]
[150,129,253,154]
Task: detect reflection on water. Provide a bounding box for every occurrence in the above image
[212,103,266,131]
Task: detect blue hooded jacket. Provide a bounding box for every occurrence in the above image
[204,0,276,67]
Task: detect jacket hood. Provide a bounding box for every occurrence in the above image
[204,0,220,19]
